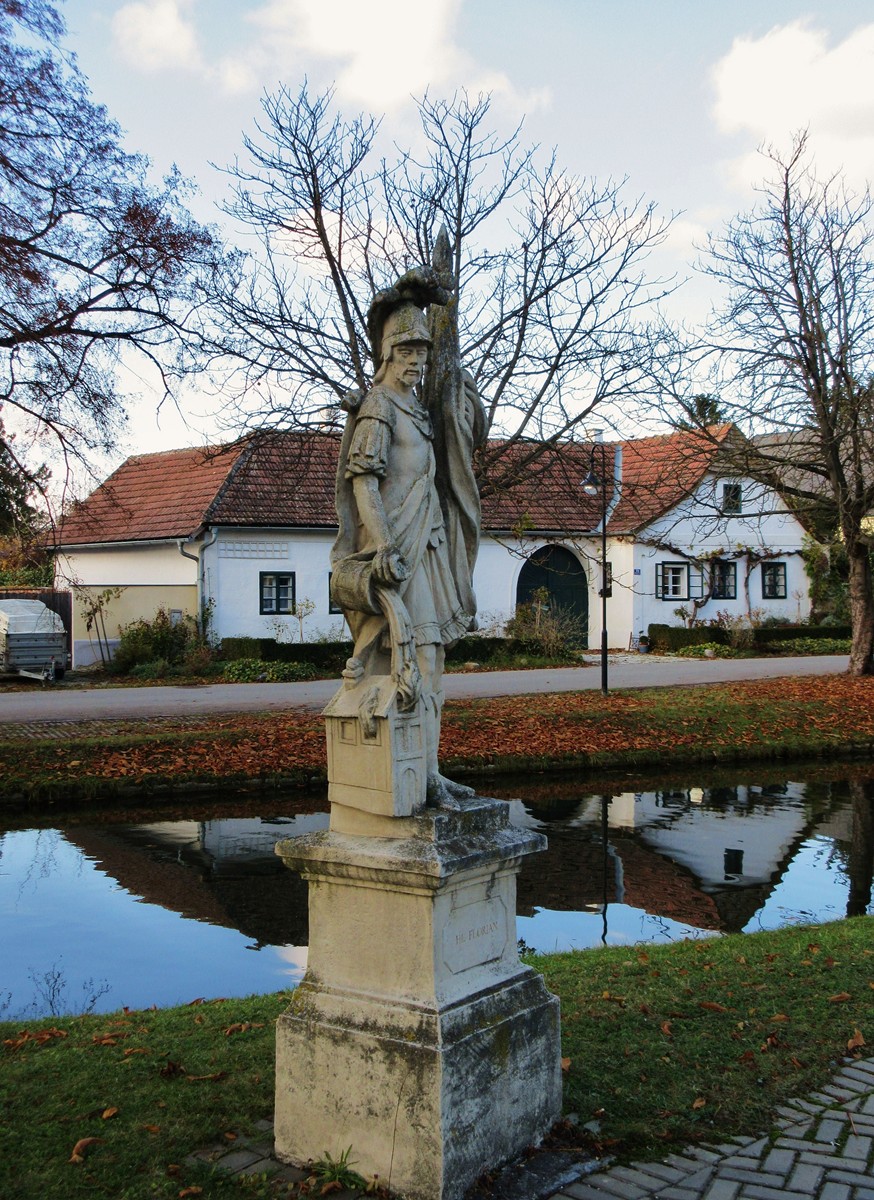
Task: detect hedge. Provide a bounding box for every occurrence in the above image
[754,623,851,643]
[647,622,853,653]
[220,638,352,671]
[219,633,571,671]
[647,624,731,652]
[444,635,539,662]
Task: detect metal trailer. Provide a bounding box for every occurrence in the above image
[0,599,69,682]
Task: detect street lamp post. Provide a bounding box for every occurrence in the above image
[581,444,610,696]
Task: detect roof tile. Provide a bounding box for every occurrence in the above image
[58,426,733,546]
[58,444,245,545]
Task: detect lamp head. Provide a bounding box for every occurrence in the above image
[580,469,600,496]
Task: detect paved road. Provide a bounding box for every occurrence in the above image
[0,654,850,725]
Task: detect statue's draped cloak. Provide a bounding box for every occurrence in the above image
[426,290,486,625]
[331,383,475,670]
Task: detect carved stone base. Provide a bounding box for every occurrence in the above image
[273,799,562,1200]
[323,676,427,818]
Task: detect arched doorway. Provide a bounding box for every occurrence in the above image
[515,545,589,641]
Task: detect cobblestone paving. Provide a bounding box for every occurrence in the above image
[553,1055,874,1200]
[0,714,223,739]
[191,1056,874,1200]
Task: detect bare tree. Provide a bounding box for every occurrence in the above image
[214,84,672,492]
[0,0,224,500]
[659,135,874,674]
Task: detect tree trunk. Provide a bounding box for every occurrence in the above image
[846,544,874,675]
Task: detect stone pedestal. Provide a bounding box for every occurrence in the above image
[273,798,562,1200]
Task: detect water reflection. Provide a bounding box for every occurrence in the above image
[1,768,872,1018]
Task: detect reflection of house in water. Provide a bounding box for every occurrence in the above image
[64,814,329,949]
[59,777,855,952]
[517,821,724,931]
[627,783,833,929]
[516,780,836,934]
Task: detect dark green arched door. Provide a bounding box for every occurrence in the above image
[516,545,589,635]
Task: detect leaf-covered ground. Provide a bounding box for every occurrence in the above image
[2,675,874,806]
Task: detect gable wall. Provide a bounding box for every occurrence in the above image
[475,535,637,649]
[631,474,810,633]
[203,528,344,643]
[55,543,198,667]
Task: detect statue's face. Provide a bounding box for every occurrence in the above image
[386,341,428,391]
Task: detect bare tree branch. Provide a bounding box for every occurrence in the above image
[657,134,874,673]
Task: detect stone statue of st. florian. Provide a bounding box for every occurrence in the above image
[330,248,486,808]
[274,235,561,1200]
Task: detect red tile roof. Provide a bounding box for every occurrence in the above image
[609,424,735,533]
[479,440,604,533]
[207,433,341,528]
[479,425,734,534]
[57,426,736,547]
[58,444,246,545]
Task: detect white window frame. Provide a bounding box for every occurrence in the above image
[656,561,690,601]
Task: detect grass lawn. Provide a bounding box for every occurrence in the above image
[2,918,871,1199]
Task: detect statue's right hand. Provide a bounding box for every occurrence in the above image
[372,545,410,586]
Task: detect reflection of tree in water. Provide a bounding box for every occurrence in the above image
[25,963,110,1019]
[8,828,66,903]
[804,773,874,917]
[847,779,874,917]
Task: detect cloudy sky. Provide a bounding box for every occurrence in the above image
[62,0,874,461]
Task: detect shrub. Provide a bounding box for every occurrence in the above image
[725,616,756,650]
[675,642,741,659]
[129,658,171,679]
[505,593,587,660]
[446,636,517,664]
[647,624,731,652]
[264,660,317,682]
[182,643,219,676]
[754,623,851,644]
[219,637,261,661]
[767,637,851,656]
[222,658,267,683]
[114,608,207,673]
[220,638,351,673]
[221,658,318,683]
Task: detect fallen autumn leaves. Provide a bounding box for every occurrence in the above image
[1,674,874,807]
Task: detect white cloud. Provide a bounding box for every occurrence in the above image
[711,20,874,191]
[247,0,466,107]
[112,0,203,72]
[111,0,545,115]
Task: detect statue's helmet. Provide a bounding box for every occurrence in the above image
[380,302,431,364]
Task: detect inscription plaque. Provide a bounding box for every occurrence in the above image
[442,896,508,975]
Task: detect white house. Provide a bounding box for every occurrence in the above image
[55,426,812,667]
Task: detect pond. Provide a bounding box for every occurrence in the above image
[1,763,872,1019]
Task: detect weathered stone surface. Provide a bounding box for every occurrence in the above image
[274,798,561,1200]
[323,678,427,818]
[275,972,560,1200]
